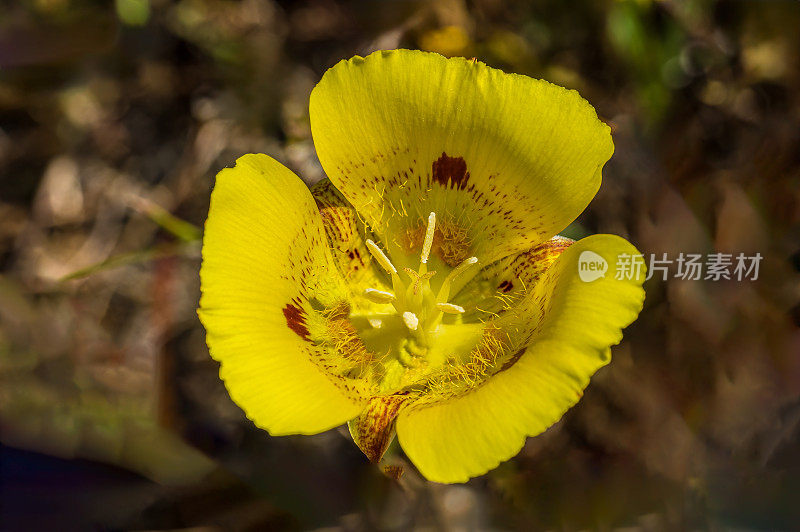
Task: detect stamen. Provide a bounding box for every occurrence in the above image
[436,302,465,314]
[361,227,477,349]
[450,256,479,279]
[363,288,396,304]
[402,311,419,331]
[365,239,407,310]
[437,256,479,303]
[420,212,436,264]
[365,239,397,274]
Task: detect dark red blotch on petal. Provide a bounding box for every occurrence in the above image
[283,301,310,341]
[432,153,470,190]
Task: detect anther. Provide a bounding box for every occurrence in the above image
[363,288,396,304]
[402,311,419,331]
[365,239,397,274]
[420,212,436,264]
[436,302,465,314]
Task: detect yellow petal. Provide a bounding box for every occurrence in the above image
[310,50,613,271]
[311,179,394,316]
[395,234,646,483]
[199,154,368,436]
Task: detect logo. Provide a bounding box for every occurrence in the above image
[578,250,608,282]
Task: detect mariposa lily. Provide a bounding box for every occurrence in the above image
[198,49,645,483]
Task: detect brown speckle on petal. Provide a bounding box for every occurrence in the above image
[350,394,412,463]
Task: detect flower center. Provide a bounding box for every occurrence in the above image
[362,212,478,351]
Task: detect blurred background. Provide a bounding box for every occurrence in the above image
[1,0,799,530]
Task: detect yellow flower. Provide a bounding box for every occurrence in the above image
[198,50,646,483]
